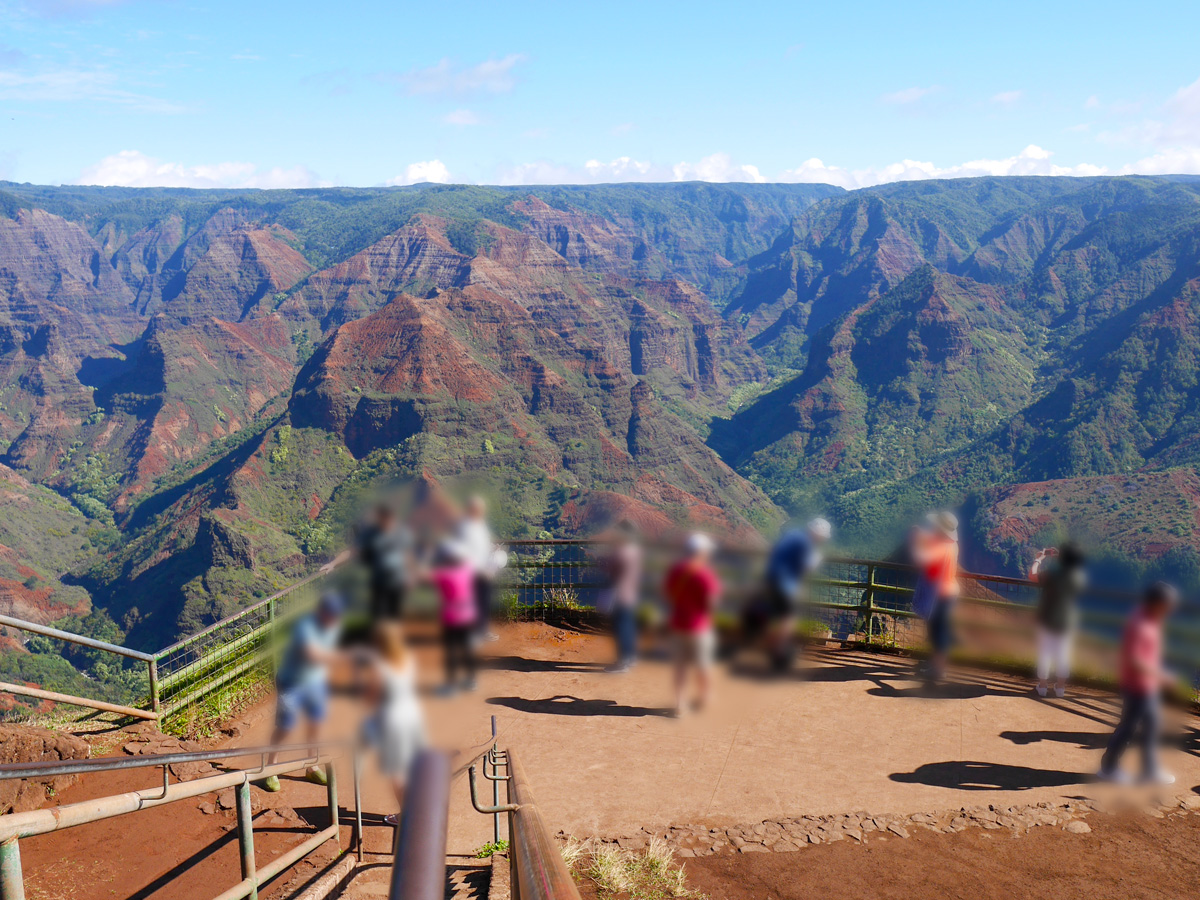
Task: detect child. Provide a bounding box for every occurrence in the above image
[361,623,426,825]
[430,539,479,694]
[1098,581,1179,785]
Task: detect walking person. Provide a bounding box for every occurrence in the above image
[665,533,721,717]
[910,511,960,682]
[1030,543,1086,698]
[761,517,832,671]
[457,495,503,644]
[260,592,345,792]
[430,540,480,695]
[1098,581,1180,785]
[360,622,426,826]
[599,520,643,673]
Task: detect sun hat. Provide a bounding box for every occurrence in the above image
[925,510,959,541]
[807,517,833,542]
[685,532,716,556]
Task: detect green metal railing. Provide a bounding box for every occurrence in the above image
[3,539,1197,727]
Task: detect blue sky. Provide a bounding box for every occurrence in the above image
[2,0,1199,188]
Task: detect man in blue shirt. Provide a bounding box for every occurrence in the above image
[260,592,345,792]
[748,518,832,671]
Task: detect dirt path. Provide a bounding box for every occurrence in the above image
[682,808,1200,900]
[15,621,1200,900]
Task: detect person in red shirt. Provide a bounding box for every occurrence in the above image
[909,511,960,682]
[665,533,721,717]
[1098,581,1179,785]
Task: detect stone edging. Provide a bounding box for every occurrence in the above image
[582,794,1200,857]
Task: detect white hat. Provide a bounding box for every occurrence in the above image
[685,532,716,556]
[806,517,833,542]
[925,511,959,541]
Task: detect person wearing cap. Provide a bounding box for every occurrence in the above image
[1098,581,1180,785]
[664,533,722,716]
[1030,543,1087,698]
[260,592,345,791]
[756,517,833,671]
[909,511,960,682]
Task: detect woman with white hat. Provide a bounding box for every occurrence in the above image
[909,510,960,682]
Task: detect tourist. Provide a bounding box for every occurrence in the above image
[457,495,504,644]
[320,502,414,621]
[261,592,345,792]
[760,517,833,671]
[1030,543,1086,698]
[1098,581,1179,785]
[598,519,643,673]
[431,539,480,694]
[665,532,721,716]
[361,622,426,825]
[910,511,960,682]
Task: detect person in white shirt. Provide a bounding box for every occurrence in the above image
[456,495,501,643]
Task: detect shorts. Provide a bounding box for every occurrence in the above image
[673,630,716,669]
[275,679,329,731]
[927,602,955,654]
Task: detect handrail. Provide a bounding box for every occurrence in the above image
[0,615,154,662]
[0,739,350,781]
[0,743,360,900]
[506,748,581,900]
[388,750,451,900]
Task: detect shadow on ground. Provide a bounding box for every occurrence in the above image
[486,694,671,718]
[890,761,1092,791]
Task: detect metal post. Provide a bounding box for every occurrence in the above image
[235,779,257,900]
[865,564,876,643]
[326,762,339,849]
[267,598,278,678]
[148,658,160,714]
[491,716,500,845]
[0,837,24,900]
[508,810,519,900]
[353,750,363,862]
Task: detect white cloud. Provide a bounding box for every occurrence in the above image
[780,145,1107,189]
[76,150,322,188]
[991,90,1023,106]
[673,153,766,183]
[442,109,479,126]
[1084,94,1101,110]
[881,86,940,105]
[1120,147,1200,176]
[386,160,451,185]
[385,54,526,96]
[0,69,182,112]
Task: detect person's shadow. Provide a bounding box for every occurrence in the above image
[890,760,1091,791]
[1000,730,1109,749]
[487,694,672,718]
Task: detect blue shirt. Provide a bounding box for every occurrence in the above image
[276,614,340,689]
[767,530,818,601]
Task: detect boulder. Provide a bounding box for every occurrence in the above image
[0,724,90,814]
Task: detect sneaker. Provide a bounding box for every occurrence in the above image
[259,775,282,793]
[605,662,631,674]
[463,678,479,692]
[1096,767,1132,785]
[1054,686,1067,699]
[484,631,500,643]
[436,683,458,698]
[305,766,328,786]
[1143,770,1176,786]
[1035,684,1048,698]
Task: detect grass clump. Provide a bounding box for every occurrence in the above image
[474,839,509,858]
[562,836,703,900]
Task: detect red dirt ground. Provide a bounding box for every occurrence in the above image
[681,809,1200,900]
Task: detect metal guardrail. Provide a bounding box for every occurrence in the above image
[0,740,361,900]
[466,745,582,900]
[388,750,451,900]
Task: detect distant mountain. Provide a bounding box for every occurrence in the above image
[4,176,1200,654]
[716,176,1200,581]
